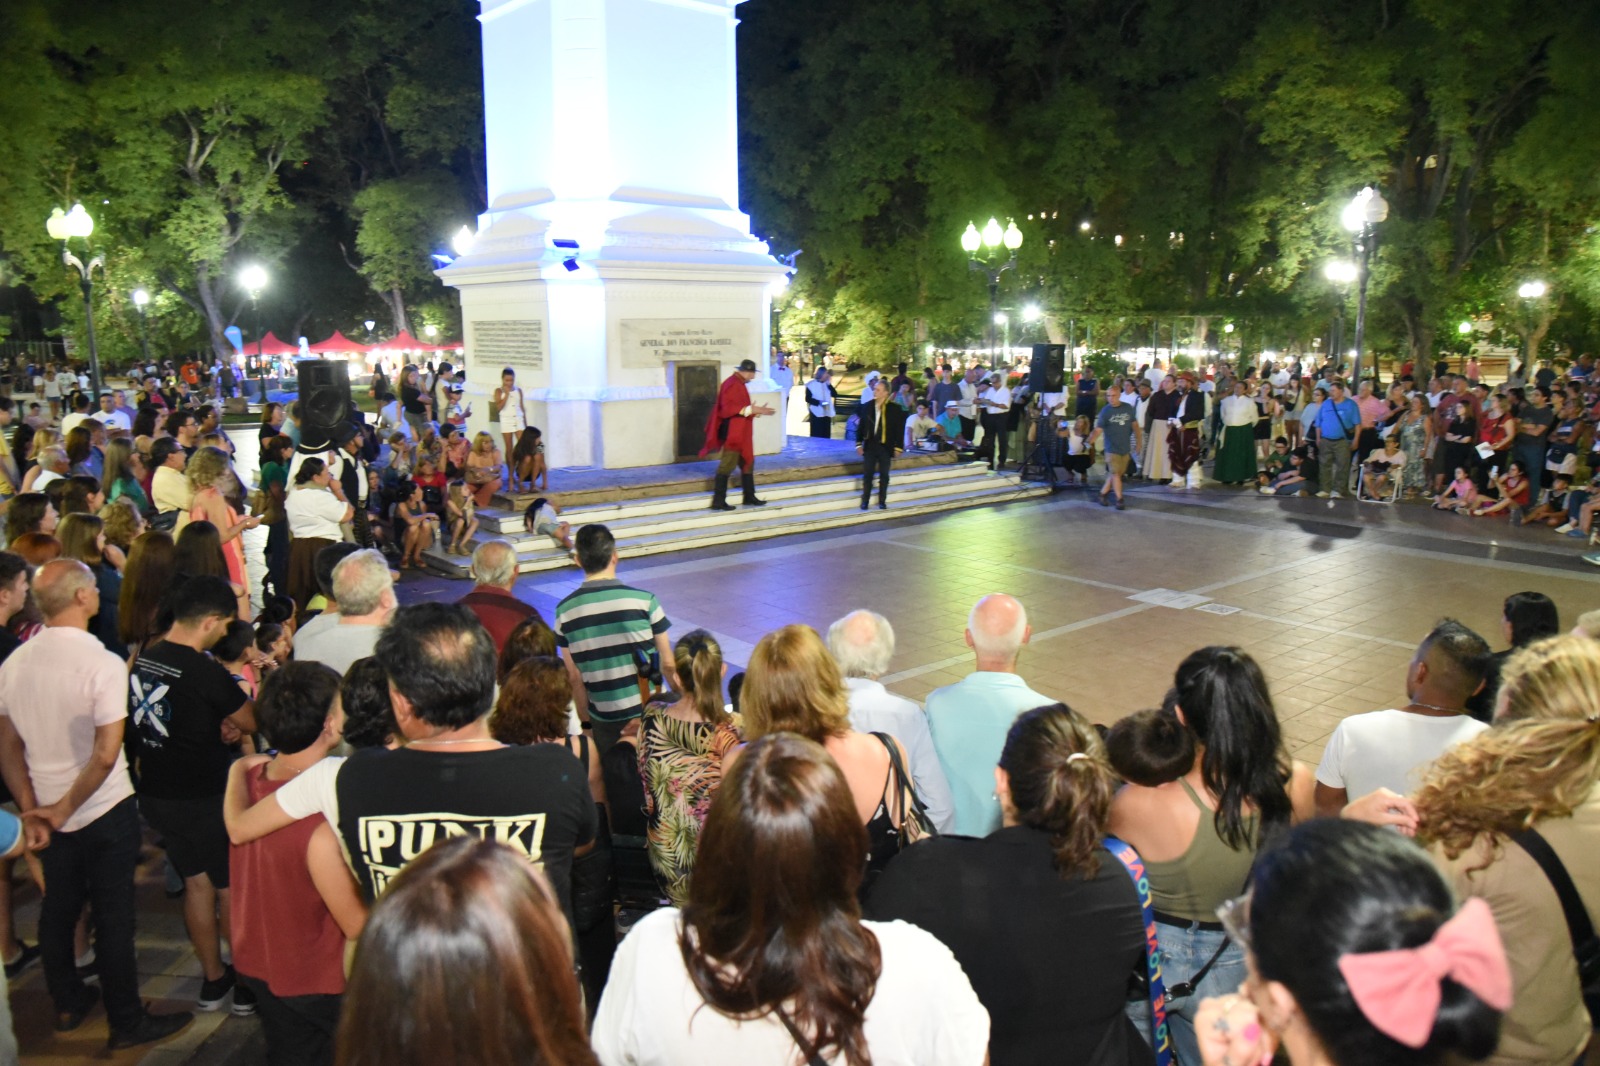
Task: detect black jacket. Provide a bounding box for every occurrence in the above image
[857,400,907,450]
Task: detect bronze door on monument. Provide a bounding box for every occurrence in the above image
[673,363,721,461]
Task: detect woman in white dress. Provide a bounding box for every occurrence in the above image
[493,367,526,484]
[592,732,989,1066]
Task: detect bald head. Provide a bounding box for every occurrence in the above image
[470,540,518,590]
[966,594,1030,668]
[827,609,895,679]
[33,558,95,620]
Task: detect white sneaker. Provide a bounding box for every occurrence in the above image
[1331,491,1344,499]
[1260,486,1275,495]
[1169,477,1185,488]
[1315,491,1330,498]
[1555,523,1575,534]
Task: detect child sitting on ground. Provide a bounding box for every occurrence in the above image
[445,480,479,556]
[511,427,547,493]
[1433,466,1478,513]
[1521,474,1571,527]
[1257,437,1291,485]
[1058,415,1093,484]
[1471,460,1531,518]
[1259,445,1314,496]
[523,497,574,555]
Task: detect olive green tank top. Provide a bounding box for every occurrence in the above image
[1145,779,1258,922]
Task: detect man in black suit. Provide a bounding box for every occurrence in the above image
[856,377,906,510]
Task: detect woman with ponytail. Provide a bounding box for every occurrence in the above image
[1108,646,1316,1064]
[866,702,1147,1065]
[1414,635,1600,1066]
[637,629,743,906]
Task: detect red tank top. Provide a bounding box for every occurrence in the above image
[229,764,348,996]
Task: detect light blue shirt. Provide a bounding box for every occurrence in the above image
[844,677,955,833]
[925,671,1055,837]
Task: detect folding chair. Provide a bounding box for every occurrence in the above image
[1356,460,1402,503]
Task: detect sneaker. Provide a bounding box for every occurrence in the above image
[55,985,100,1032]
[231,980,258,1017]
[1555,522,1575,534]
[1315,491,1329,498]
[1567,528,1589,538]
[1115,497,1125,510]
[3,941,39,980]
[1330,491,1344,499]
[106,1010,194,1051]
[197,965,237,1012]
[1259,486,1275,495]
[1098,493,1110,507]
[1585,553,1600,568]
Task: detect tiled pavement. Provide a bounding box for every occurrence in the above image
[13,471,1600,1064]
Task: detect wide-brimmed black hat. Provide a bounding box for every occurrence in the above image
[737,359,758,373]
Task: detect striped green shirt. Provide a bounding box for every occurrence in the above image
[554,579,671,724]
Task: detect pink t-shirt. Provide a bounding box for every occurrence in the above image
[1358,396,1390,428]
[0,626,134,831]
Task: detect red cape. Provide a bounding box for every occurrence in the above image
[700,374,755,462]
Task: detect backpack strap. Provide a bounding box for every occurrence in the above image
[1104,836,1176,1066]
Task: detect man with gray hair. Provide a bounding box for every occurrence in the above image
[32,445,70,491]
[925,594,1055,836]
[294,549,395,675]
[457,539,541,653]
[827,611,954,832]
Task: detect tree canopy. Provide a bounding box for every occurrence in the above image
[0,0,1594,370]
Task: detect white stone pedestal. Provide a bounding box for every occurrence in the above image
[439,0,787,471]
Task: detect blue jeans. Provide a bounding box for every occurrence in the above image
[1126,921,1248,1066]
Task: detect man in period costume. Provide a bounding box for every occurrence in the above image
[1167,372,1207,489]
[701,359,775,511]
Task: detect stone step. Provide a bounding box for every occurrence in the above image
[472,461,997,534]
[487,447,963,510]
[422,472,1048,577]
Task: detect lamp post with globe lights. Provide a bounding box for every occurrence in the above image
[1339,186,1389,388]
[238,264,268,404]
[132,288,153,365]
[1323,259,1358,366]
[45,204,106,397]
[961,217,1023,370]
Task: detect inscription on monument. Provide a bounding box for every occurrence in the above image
[470,319,545,371]
[620,318,752,369]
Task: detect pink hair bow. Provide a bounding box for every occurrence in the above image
[1337,897,1512,1049]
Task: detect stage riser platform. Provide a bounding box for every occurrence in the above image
[423,464,1047,577]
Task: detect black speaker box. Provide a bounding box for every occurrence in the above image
[297,359,352,449]
[1028,343,1066,393]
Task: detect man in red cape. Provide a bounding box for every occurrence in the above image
[700,359,775,510]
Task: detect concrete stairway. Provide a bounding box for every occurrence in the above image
[421,461,1050,576]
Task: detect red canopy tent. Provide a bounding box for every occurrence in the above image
[369,329,443,353]
[305,331,371,354]
[249,331,301,356]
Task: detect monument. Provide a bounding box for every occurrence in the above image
[439,0,789,470]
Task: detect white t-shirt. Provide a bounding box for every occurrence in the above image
[60,412,93,437]
[286,486,350,540]
[592,909,989,1066]
[1315,709,1488,801]
[1144,367,1167,389]
[94,409,132,433]
[274,755,346,825]
[295,622,384,677]
[0,627,135,832]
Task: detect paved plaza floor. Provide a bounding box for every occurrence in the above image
[11,475,1600,1064]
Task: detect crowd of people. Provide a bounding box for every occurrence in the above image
[0,461,1591,1066]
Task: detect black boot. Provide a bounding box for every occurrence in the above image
[710,474,735,511]
[741,472,766,507]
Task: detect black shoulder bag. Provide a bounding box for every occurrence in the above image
[774,1006,828,1066]
[1511,827,1600,1019]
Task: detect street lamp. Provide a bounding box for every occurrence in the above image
[452,226,475,258]
[424,324,438,339]
[961,216,1023,368]
[1324,259,1358,367]
[1339,186,1389,387]
[131,287,153,365]
[45,204,106,397]
[1517,280,1548,371]
[238,264,268,404]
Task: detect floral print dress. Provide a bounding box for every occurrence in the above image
[639,705,743,906]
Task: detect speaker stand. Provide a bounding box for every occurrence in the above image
[1018,414,1061,491]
